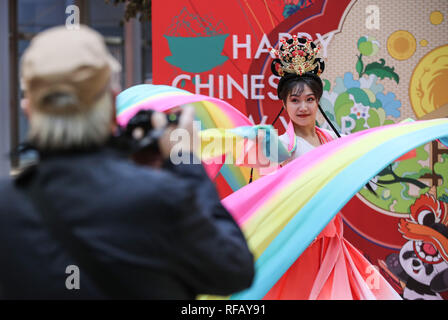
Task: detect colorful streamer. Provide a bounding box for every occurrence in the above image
[224,118,448,299]
[116,84,258,191]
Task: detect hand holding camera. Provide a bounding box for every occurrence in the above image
[152,105,197,160]
[121,105,197,166]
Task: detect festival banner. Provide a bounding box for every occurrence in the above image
[152,0,448,299]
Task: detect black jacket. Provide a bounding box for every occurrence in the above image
[0,147,254,299]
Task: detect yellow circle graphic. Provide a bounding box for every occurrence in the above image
[420,39,428,47]
[430,11,444,25]
[387,30,417,61]
[409,44,448,118]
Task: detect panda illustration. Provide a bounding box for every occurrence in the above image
[387,241,448,300]
[386,192,448,300]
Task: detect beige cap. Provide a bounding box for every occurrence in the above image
[21,25,121,114]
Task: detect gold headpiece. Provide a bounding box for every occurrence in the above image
[270,35,324,77]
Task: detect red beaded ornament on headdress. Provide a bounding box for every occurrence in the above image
[270,35,323,77]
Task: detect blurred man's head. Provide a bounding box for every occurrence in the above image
[20,25,121,151]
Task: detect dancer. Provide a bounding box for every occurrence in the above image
[261,36,400,299]
[273,43,337,164]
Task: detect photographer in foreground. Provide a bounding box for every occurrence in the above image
[0,25,254,299]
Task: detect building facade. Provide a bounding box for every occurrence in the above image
[0,0,152,175]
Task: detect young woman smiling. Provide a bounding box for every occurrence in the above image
[259,36,401,300]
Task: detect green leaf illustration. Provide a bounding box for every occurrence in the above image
[364,59,400,84]
[323,79,331,91]
[353,117,366,132]
[371,99,382,109]
[356,55,364,78]
[346,87,371,107]
[334,92,354,127]
[435,154,448,200]
[367,108,380,128]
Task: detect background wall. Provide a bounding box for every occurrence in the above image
[153,0,448,299]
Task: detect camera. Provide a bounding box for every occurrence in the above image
[114,109,182,163]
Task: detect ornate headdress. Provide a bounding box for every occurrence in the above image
[270,35,325,77]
